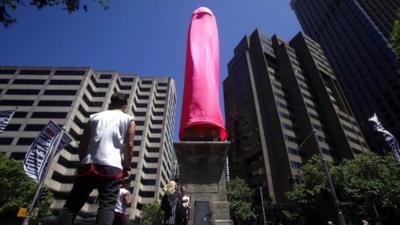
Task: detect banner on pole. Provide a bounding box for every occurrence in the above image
[23,121,72,182]
[369,113,400,162]
[0,110,15,134]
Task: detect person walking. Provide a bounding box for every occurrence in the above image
[177,184,191,225]
[113,180,132,225]
[161,181,182,225]
[57,93,135,225]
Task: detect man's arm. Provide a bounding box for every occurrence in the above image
[78,122,91,161]
[124,192,132,207]
[123,120,135,178]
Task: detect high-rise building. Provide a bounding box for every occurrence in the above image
[223,30,369,203]
[290,0,400,153]
[0,66,176,219]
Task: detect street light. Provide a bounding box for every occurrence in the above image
[298,129,347,225]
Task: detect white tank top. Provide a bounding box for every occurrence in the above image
[115,187,130,214]
[81,110,133,169]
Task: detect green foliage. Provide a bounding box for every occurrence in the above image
[286,153,400,225]
[0,0,110,27]
[0,154,53,220]
[390,12,400,58]
[226,177,255,224]
[142,200,163,225]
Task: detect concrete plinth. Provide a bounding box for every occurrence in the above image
[174,141,233,225]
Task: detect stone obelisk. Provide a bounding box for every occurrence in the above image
[175,6,232,225]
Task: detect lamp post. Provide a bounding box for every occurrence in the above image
[298,129,347,225]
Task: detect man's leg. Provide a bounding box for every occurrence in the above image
[95,178,121,225]
[57,175,95,225]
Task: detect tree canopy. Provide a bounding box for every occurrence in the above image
[0,0,109,27]
[0,153,52,221]
[390,15,400,59]
[285,153,400,225]
[142,200,163,225]
[226,177,255,224]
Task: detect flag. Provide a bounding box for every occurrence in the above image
[23,121,72,182]
[0,110,15,134]
[369,113,400,162]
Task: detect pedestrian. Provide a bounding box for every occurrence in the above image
[177,184,191,225]
[161,181,182,225]
[56,93,135,225]
[113,180,132,225]
[361,220,369,225]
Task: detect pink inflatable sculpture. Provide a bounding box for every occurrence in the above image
[179,7,228,141]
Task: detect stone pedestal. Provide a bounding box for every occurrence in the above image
[174,141,233,225]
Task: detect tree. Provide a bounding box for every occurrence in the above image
[142,200,163,225]
[0,0,109,27]
[0,154,52,221]
[226,177,255,225]
[286,153,400,225]
[390,14,400,59]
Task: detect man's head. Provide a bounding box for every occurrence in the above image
[109,93,129,110]
[180,184,188,195]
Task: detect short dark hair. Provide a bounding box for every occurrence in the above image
[110,93,128,109]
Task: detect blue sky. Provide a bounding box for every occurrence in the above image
[0,0,301,140]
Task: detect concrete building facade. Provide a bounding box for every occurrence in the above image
[223,30,369,203]
[0,66,176,219]
[290,0,400,153]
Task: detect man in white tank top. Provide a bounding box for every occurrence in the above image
[57,93,136,225]
[112,180,132,225]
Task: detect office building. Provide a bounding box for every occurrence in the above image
[223,30,369,203]
[0,66,176,219]
[291,0,400,153]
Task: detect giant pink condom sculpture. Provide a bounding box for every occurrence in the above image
[179,7,228,141]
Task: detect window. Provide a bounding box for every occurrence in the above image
[153,111,163,116]
[38,100,72,107]
[134,140,141,146]
[158,82,168,86]
[139,190,155,198]
[10,152,26,160]
[142,80,152,84]
[147,146,159,153]
[148,137,161,143]
[44,90,76,96]
[14,112,28,118]
[19,70,50,75]
[24,124,46,131]
[0,69,15,74]
[144,156,158,163]
[54,70,85,76]
[17,138,35,145]
[134,111,146,117]
[13,79,46,85]
[49,80,81,85]
[135,120,145,126]
[141,178,156,185]
[121,86,132,90]
[32,112,68,118]
[6,89,40,95]
[78,105,91,117]
[290,161,302,169]
[0,100,34,106]
[142,167,157,174]
[5,124,21,131]
[100,74,112,79]
[0,138,13,144]
[0,79,9,84]
[121,77,134,82]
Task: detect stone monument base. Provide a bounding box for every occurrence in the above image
[174,141,233,225]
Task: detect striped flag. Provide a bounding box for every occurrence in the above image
[0,110,15,134]
[369,113,400,162]
[23,121,72,182]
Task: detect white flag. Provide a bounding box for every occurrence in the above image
[23,121,72,182]
[369,113,400,162]
[0,110,15,134]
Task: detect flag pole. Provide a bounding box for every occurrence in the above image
[22,130,65,225]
